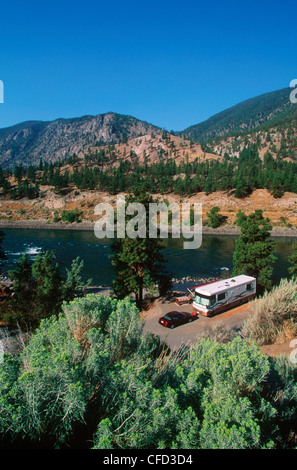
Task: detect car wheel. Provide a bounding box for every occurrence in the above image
[170,324,175,329]
[188,318,192,323]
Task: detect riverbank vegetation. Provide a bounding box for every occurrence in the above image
[0,251,91,329]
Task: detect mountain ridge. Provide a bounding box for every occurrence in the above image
[180,87,297,142]
[0,112,161,168]
[1,86,297,168]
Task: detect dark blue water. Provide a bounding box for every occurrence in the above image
[1,229,296,287]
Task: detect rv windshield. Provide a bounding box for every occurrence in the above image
[194,293,216,307]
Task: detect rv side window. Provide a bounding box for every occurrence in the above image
[218,292,226,301]
[246,283,253,291]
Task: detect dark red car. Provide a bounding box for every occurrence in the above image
[158,311,196,329]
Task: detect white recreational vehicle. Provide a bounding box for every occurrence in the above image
[191,275,256,317]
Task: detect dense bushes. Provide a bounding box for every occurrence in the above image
[61,208,83,223]
[1,294,297,449]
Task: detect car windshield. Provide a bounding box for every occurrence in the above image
[195,293,216,307]
[163,314,173,320]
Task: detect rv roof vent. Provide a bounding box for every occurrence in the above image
[231,279,236,282]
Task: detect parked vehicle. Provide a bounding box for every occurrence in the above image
[158,311,195,329]
[191,274,256,317]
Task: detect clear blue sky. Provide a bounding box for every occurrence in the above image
[0,0,296,131]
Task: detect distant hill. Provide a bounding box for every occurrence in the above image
[180,87,297,142]
[0,113,160,168]
[1,86,297,169]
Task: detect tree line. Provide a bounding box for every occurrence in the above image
[1,144,297,198]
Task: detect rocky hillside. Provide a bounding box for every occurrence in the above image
[0,112,160,169]
[80,132,219,169]
[1,85,297,171]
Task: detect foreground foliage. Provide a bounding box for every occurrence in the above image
[1,294,297,449]
[242,278,297,345]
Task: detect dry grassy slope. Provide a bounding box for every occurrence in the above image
[75,133,220,168]
[1,188,297,228]
[1,134,297,227]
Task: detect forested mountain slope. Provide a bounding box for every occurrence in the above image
[180,87,297,142]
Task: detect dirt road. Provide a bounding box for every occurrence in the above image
[141,297,253,350]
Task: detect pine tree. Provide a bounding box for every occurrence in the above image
[288,243,297,278]
[6,251,92,328]
[110,189,171,307]
[31,251,63,319]
[6,253,37,326]
[63,257,92,301]
[233,210,276,292]
[205,206,225,228]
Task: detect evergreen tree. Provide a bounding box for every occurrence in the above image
[63,257,92,302]
[6,253,37,326]
[233,210,276,292]
[31,251,63,320]
[205,206,225,228]
[234,171,251,198]
[288,243,297,278]
[6,251,90,328]
[110,189,171,306]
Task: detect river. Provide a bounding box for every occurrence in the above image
[1,228,296,288]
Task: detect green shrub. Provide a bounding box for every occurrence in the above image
[205,206,225,228]
[242,278,297,345]
[1,295,297,449]
[61,208,83,223]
